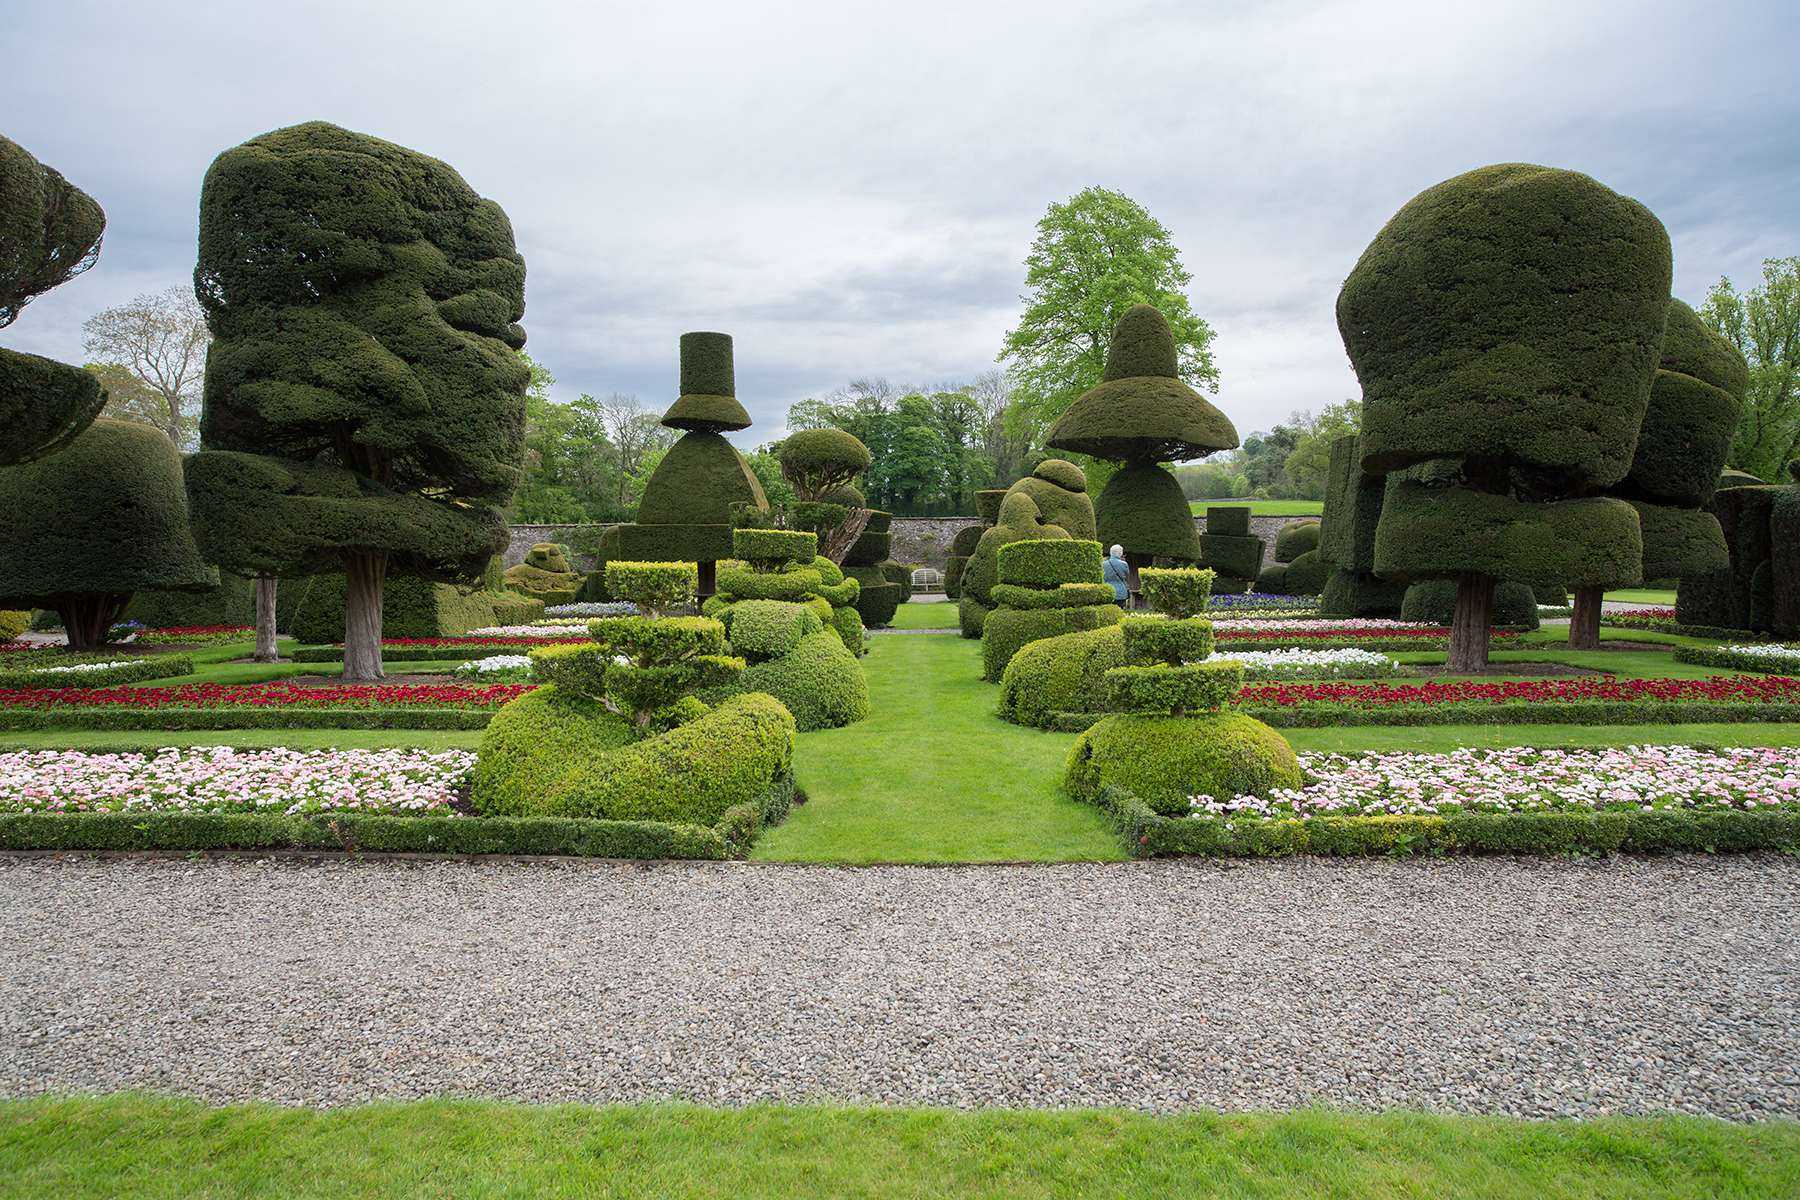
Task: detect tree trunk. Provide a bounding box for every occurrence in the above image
[1567,584,1604,651]
[696,560,717,602]
[253,576,280,662]
[1124,551,1152,608]
[341,551,388,683]
[818,508,874,564]
[58,593,130,654]
[1446,571,1495,674]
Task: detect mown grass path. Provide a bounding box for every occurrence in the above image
[752,631,1123,863]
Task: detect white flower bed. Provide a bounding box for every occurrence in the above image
[1190,744,1800,818]
[1718,644,1800,668]
[464,624,590,637]
[0,747,476,816]
[1211,647,1400,678]
[24,661,126,676]
[454,654,533,674]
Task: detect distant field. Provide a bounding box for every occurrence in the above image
[1188,500,1324,517]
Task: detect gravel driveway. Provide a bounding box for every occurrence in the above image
[2,853,1795,1119]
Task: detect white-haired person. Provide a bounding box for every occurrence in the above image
[1103,544,1130,608]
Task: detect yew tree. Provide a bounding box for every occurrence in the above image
[183,122,529,681]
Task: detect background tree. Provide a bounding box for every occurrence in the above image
[999,187,1219,430]
[80,287,209,451]
[785,378,997,515]
[0,133,108,466]
[1699,258,1800,483]
[1281,400,1362,498]
[596,390,678,514]
[183,122,529,682]
[0,419,216,651]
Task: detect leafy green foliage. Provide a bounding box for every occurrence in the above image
[0,133,105,329]
[1104,660,1244,716]
[997,538,1104,588]
[1065,711,1301,814]
[1137,567,1215,618]
[1700,258,1800,483]
[1122,617,1214,666]
[605,561,695,618]
[1001,189,1218,430]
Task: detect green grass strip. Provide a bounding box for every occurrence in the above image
[885,599,961,629]
[2,1096,1793,1200]
[757,631,1121,863]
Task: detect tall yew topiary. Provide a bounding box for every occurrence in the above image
[182,122,529,681]
[0,134,109,466]
[0,419,217,650]
[1340,164,1672,670]
[1046,304,1237,592]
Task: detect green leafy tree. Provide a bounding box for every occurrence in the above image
[1282,400,1362,499]
[80,287,209,452]
[999,188,1218,428]
[1699,259,1800,482]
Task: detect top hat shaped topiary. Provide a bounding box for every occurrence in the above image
[661,332,752,432]
[1045,304,1238,466]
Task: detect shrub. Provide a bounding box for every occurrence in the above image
[827,602,864,655]
[607,561,696,618]
[717,566,822,602]
[0,654,195,690]
[471,686,637,816]
[532,615,743,734]
[724,599,824,660]
[981,604,1123,683]
[1273,520,1321,563]
[1104,660,1244,715]
[988,583,1115,610]
[1138,567,1215,618]
[732,528,818,572]
[997,539,1104,588]
[997,624,1127,727]
[544,692,796,824]
[1280,549,1332,597]
[724,632,869,731]
[1122,617,1213,665]
[0,610,29,642]
[1065,711,1302,815]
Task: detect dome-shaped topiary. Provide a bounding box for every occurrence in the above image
[1064,711,1302,815]
[779,429,872,500]
[1094,462,1201,561]
[661,332,752,432]
[1030,457,1087,494]
[1045,305,1238,466]
[1273,520,1321,563]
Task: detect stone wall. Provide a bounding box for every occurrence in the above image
[506,513,1311,574]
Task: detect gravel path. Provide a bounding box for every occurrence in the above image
[2,853,1795,1119]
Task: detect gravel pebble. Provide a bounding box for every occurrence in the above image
[1,853,1795,1119]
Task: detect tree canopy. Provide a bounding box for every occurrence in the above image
[81,287,209,452]
[1700,258,1800,483]
[999,188,1218,428]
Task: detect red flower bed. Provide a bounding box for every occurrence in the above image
[1214,627,1523,644]
[1236,674,1800,709]
[0,681,534,711]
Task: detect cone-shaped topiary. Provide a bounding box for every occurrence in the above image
[1046,305,1238,465]
[1,134,109,466]
[660,332,751,431]
[0,419,218,649]
[184,121,529,681]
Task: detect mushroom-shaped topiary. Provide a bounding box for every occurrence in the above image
[0,419,218,650]
[1,134,109,466]
[1342,163,1672,669]
[1047,304,1238,578]
[779,428,875,563]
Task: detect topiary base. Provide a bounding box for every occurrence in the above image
[981,603,1122,683]
[1064,711,1301,815]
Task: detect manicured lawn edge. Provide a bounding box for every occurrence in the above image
[0,774,796,859]
[1604,618,1765,640]
[0,654,195,689]
[1043,700,1800,732]
[0,709,497,731]
[1090,784,1800,859]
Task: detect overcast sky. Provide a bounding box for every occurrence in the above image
[5,0,1796,449]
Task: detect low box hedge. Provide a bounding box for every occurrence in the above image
[0,654,196,689]
[1090,784,1800,859]
[291,645,534,663]
[0,709,496,732]
[1038,699,1800,732]
[0,772,797,860]
[1601,618,1759,640]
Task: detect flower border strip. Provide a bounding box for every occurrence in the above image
[0,772,795,860]
[1091,784,1800,859]
[0,655,195,690]
[0,709,497,732]
[1672,645,1799,674]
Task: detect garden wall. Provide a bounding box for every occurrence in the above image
[508,515,1294,572]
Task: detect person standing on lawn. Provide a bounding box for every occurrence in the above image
[1104,544,1130,607]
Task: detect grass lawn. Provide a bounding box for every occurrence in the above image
[1604,589,1678,606]
[2,1095,1793,1200]
[887,598,960,629]
[1189,499,1325,517]
[756,631,1121,863]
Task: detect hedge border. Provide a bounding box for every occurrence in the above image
[1090,784,1800,859]
[0,709,497,731]
[0,772,797,860]
[1602,618,1765,640]
[1040,699,1800,733]
[0,654,195,690]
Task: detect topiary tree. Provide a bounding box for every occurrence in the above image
[183,122,529,682]
[778,428,873,562]
[504,542,583,604]
[1340,163,1671,670]
[980,538,1120,681]
[1,134,109,466]
[0,419,217,650]
[1046,304,1237,595]
[1567,300,1749,646]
